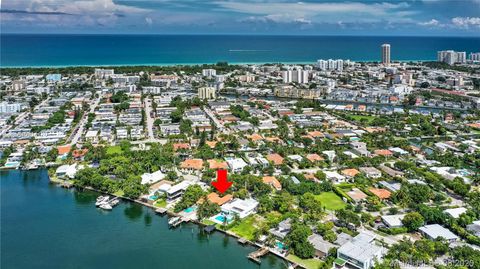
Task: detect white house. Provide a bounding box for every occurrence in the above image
[419,224,459,242]
[221,198,258,219]
[141,170,166,185]
[226,158,248,173]
[336,232,384,269]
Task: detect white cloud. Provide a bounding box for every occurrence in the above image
[451,17,480,29]
[1,0,150,27]
[418,19,440,26]
[216,1,416,26]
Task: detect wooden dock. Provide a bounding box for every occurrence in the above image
[60,182,74,189]
[155,208,167,214]
[247,247,269,263]
[238,238,248,244]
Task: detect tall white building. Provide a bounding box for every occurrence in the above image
[469,52,480,62]
[437,50,466,65]
[95,68,114,79]
[316,59,344,71]
[282,68,309,84]
[202,69,217,78]
[198,87,216,100]
[0,102,22,113]
[381,44,391,66]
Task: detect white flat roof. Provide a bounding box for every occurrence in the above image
[419,224,459,241]
[443,207,467,219]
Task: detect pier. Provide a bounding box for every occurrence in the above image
[247,247,269,264]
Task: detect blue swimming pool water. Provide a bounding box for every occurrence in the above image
[184,207,195,213]
[275,242,287,250]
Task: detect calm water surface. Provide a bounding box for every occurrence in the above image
[2,35,479,67]
[0,169,285,269]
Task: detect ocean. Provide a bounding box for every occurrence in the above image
[0,170,286,269]
[1,34,479,67]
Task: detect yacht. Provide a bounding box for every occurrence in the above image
[99,203,112,210]
[95,196,110,207]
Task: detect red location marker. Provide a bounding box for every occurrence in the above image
[212,169,232,194]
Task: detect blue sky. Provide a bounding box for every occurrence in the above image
[1,0,479,35]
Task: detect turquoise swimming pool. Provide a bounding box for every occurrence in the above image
[184,207,196,213]
[214,215,232,223]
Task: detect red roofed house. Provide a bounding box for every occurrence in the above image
[262,176,282,191]
[369,188,392,200]
[374,149,393,157]
[306,154,324,163]
[57,145,71,156]
[207,159,228,170]
[180,159,204,171]
[266,153,284,166]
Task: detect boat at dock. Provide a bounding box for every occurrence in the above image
[247,247,269,264]
[95,196,110,207]
[108,198,120,208]
[99,203,112,210]
[168,216,184,228]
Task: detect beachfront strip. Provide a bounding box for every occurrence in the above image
[1,59,480,269]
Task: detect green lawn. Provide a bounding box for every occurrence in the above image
[113,190,125,197]
[315,192,346,211]
[228,215,258,241]
[350,114,377,123]
[106,146,123,155]
[154,199,167,208]
[287,254,323,269]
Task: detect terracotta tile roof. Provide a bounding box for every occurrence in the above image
[180,159,203,170]
[347,188,368,201]
[365,127,387,133]
[265,136,281,143]
[467,123,480,129]
[173,143,190,151]
[374,149,393,156]
[206,141,217,148]
[306,154,324,162]
[341,168,360,177]
[369,188,392,199]
[57,145,71,155]
[307,131,324,138]
[266,153,284,165]
[207,159,228,170]
[262,176,282,190]
[203,193,233,206]
[72,149,88,158]
[304,173,316,181]
[247,133,264,141]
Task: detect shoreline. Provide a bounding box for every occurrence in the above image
[48,176,298,268]
[0,59,434,68]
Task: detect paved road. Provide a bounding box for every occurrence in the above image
[203,106,225,132]
[69,95,101,145]
[144,97,155,140]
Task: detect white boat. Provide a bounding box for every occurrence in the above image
[95,196,110,207]
[168,217,181,227]
[99,203,112,210]
[109,198,120,207]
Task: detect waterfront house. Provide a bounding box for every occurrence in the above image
[336,232,384,269]
[269,218,291,239]
[308,233,337,258]
[221,198,259,219]
[167,181,193,201]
